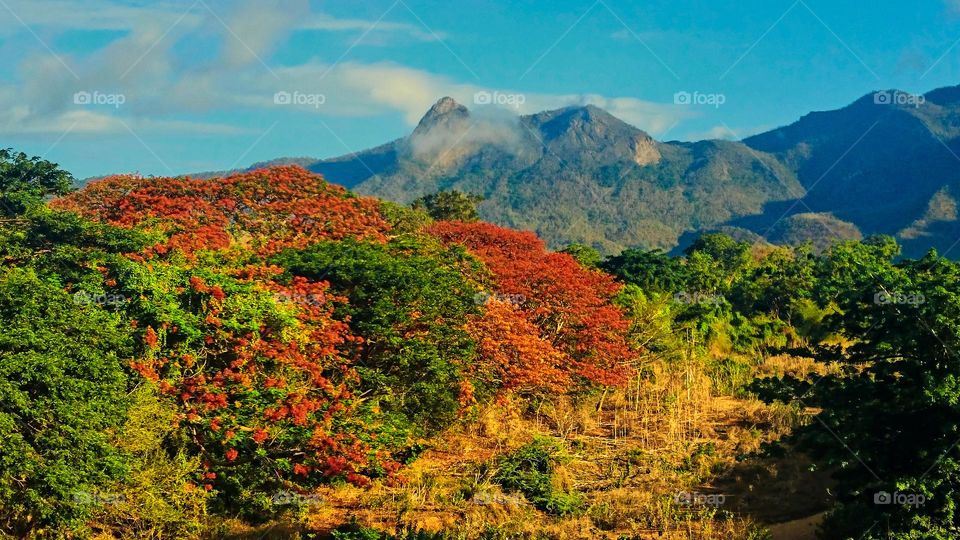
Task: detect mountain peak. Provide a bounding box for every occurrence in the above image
[422,96,467,120]
[530,103,649,143]
[413,97,470,136]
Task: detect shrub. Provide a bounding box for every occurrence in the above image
[0,267,133,536]
[492,438,584,516]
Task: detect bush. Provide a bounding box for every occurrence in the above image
[492,438,584,516]
[0,267,133,536]
[89,385,210,538]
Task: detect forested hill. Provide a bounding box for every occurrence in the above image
[4,151,960,539]
[203,85,960,258]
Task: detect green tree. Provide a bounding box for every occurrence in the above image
[0,149,73,217]
[0,268,133,536]
[560,243,602,269]
[412,190,484,222]
[272,237,483,432]
[759,239,960,538]
[601,248,689,294]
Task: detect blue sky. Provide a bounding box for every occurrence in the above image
[2,0,960,179]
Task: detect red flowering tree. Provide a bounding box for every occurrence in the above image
[428,221,637,387]
[51,166,390,257]
[54,168,402,511]
[121,262,394,512]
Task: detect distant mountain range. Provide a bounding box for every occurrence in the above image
[202,85,960,257]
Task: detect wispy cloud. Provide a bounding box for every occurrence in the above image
[0,0,685,139]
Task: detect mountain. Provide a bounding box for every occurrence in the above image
[740,86,960,258]
[212,84,960,257]
[295,98,802,254]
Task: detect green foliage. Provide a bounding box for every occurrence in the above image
[0,149,73,217]
[560,243,602,268]
[379,200,433,234]
[492,438,584,516]
[756,239,960,538]
[90,385,210,539]
[0,267,133,536]
[412,190,484,222]
[331,521,452,540]
[272,237,484,432]
[602,248,689,293]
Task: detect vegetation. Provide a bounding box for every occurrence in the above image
[412,190,484,222]
[2,149,959,539]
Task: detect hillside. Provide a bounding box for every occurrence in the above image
[5,149,960,539]
[199,98,797,255]
[741,86,960,258]
[308,99,802,255]
[202,84,960,258]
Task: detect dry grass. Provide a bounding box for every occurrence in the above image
[274,352,825,539]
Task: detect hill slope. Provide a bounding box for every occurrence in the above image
[297,98,801,254]
[208,84,960,257]
[741,86,960,257]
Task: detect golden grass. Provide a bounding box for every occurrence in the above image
[281,351,825,539]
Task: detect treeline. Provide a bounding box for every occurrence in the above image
[0,155,636,538]
[0,152,958,539]
[600,232,960,539]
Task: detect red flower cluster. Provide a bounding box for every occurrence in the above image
[52,166,390,256]
[428,221,636,388]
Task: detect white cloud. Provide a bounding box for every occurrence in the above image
[0,0,687,141]
[301,13,445,42]
[219,0,309,68]
[683,124,771,142]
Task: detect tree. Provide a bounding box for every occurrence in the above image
[412,190,484,222]
[561,243,602,269]
[758,239,960,538]
[52,166,391,256]
[0,149,73,217]
[428,221,637,387]
[271,237,484,430]
[0,268,133,536]
[601,248,689,294]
